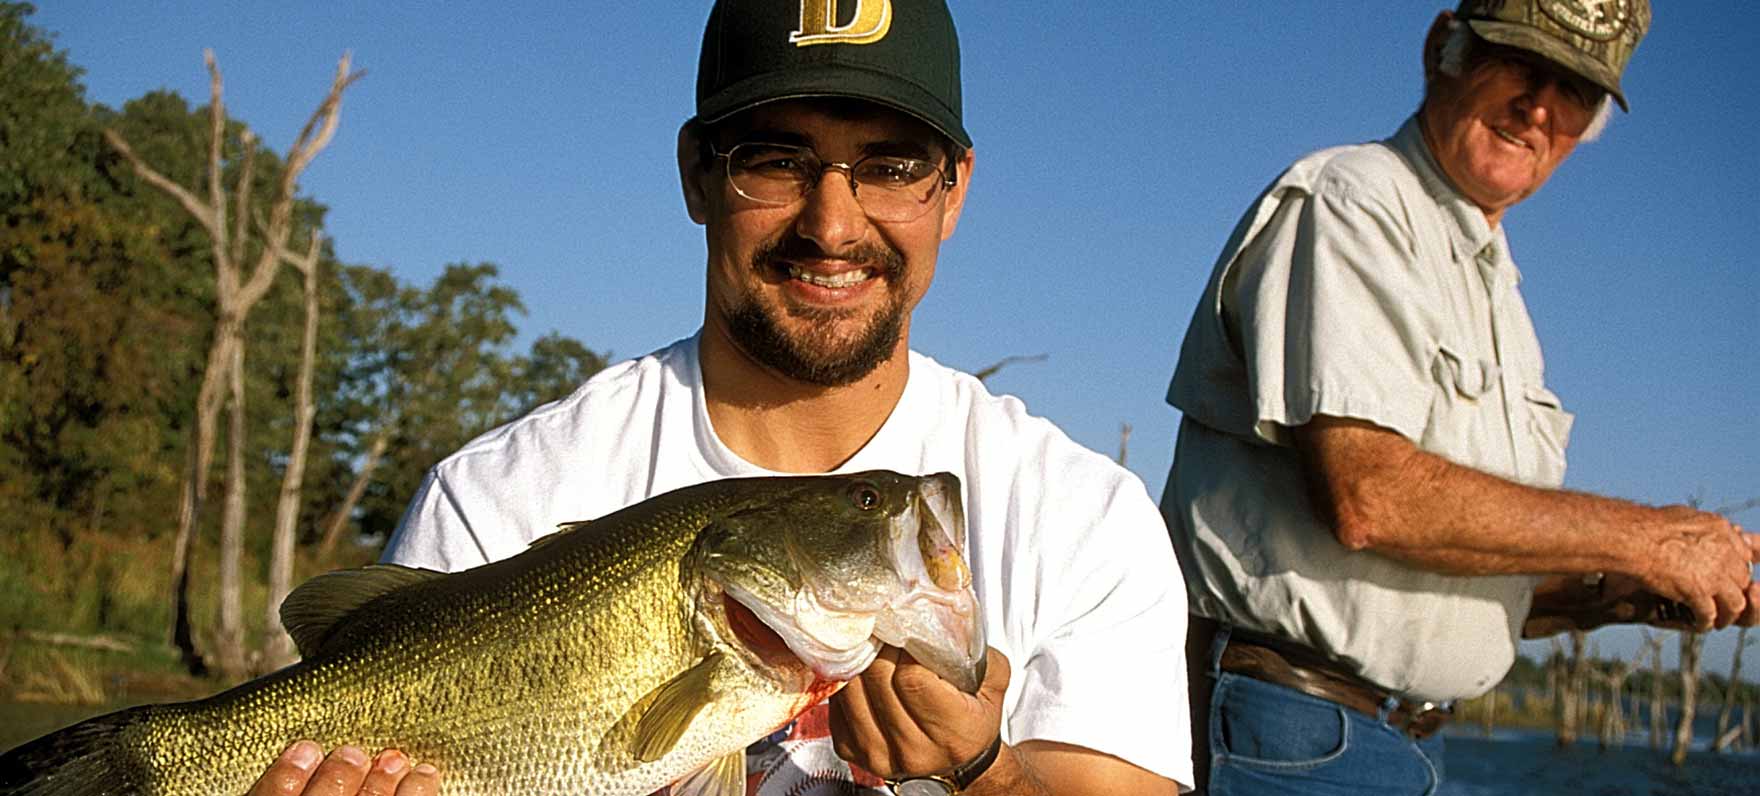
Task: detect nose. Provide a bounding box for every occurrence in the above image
[793,165,869,253]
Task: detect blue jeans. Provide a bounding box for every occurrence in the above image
[1204,629,1446,795]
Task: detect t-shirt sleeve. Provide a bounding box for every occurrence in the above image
[379,468,493,573]
[1007,473,1194,790]
[1230,174,1437,446]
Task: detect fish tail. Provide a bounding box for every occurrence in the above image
[0,706,154,795]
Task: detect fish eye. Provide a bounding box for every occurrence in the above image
[847,482,883,511]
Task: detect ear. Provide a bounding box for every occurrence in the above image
[678,121,711,225]
[1423,11,1456,82]
[937,147,976,241]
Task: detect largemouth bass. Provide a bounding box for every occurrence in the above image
[0,470,984,795]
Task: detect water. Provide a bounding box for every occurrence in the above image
[1438,728,1760,795]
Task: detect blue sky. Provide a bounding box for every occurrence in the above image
[30,3,1758,670]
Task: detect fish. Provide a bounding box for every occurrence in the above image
[0,470,985,796]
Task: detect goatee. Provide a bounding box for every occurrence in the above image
[725,235,907,387]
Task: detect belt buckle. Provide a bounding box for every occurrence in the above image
[1398,700,1453,739]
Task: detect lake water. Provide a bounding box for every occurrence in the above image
[1438,728,1760,795]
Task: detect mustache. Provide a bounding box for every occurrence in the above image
[753,234,904,276]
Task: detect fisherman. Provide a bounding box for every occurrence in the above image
[244,2,1192,795]
[1161,1,1760,792]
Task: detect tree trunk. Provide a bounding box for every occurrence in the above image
[167,330,235,674]
[1673,631,1704,766]
[261,234,323,671]
[1557,630,1587,746]
[1714,627,1749,752]
[1650,635,1667,750]
[214,332,249,680]
[318,428,392,558]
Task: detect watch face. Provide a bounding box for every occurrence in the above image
[892,778,956,796]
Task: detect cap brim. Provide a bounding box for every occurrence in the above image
[1466,19,1629,111]
[697,66,973,148]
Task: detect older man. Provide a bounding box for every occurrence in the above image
[245,2,1191,796]
[1162,1,1759,793]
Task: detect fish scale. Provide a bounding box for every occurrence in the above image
[0,471,985,796]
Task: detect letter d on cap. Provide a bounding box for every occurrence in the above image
[791,0,892,46]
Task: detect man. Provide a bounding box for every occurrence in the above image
[247,2,1192,795]
[1162,1,1760,793]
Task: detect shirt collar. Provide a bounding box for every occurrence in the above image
[1389,115,1513,280]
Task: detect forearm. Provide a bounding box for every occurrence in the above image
[982,741,1181,796]
[1299,416,1674,578]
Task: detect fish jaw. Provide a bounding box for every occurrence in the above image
[870,473,986,694]
[716,472,986,693]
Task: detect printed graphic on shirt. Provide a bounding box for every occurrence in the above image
[648,701,886,796]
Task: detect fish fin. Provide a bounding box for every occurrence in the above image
[524,519,592,552]
[279,564,443,658]
[0,705,154,795]
[629,651,727,763]
[668,750,746,796]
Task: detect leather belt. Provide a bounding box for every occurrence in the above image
[1194,615,1452,741]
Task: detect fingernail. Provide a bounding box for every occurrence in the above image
[285,741,321,771]
[375,750,407,774]
[414,763,439,776]
[336,746,368,766]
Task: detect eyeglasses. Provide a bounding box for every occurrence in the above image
[711,142,955,223]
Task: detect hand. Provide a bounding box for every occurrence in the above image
[829,645,1009,784]
[1638,509,1759,631]
[247,742,439,796]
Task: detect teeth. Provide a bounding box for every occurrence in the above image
[1493,128,1527,147]
[789,266,871,289]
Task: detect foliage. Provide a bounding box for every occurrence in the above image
[0,2,608,688]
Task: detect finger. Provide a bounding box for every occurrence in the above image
[1741,582,1760,627]
[831,648,899,773]
[358,750,410,796]
[248,741,324,796]
[1742,530,1760,563]
[395,763,441,796]
[304,746,372,796]
[1689,593,1717,633]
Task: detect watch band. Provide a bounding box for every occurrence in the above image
[948,733,1003,789]
[885,734,1004,795]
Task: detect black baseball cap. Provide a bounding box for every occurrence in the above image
[694,0,972,148]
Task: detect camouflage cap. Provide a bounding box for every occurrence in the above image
[1456,0,1650,110]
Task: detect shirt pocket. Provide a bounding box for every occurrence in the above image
[1522,384,1574,487]
[1431,343,1498,400]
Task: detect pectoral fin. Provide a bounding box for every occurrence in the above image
[630,651,727,763]
[668,750,745,796]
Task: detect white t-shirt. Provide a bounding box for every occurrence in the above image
[383,333,1194,794]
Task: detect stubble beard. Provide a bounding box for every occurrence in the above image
[725,236,908,388]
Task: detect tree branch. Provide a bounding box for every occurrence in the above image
[100,129,218,236]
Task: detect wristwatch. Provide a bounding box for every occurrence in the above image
[885,734,1003,796]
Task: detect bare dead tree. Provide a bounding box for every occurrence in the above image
[970,353,1048,383]
[1673,629,1705,766]
[104,51,361,678]
[1646,629,1668,750]
[1597,639,1655,749]
[1713,627,1752,752]
[258,230,324,671]
[317,428,392,558]
[1556,630,1589,746]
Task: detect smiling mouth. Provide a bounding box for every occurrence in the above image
[788,265,873,289]
[1492,127,1530,149]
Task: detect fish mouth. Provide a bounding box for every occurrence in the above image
[718,474,986,694]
